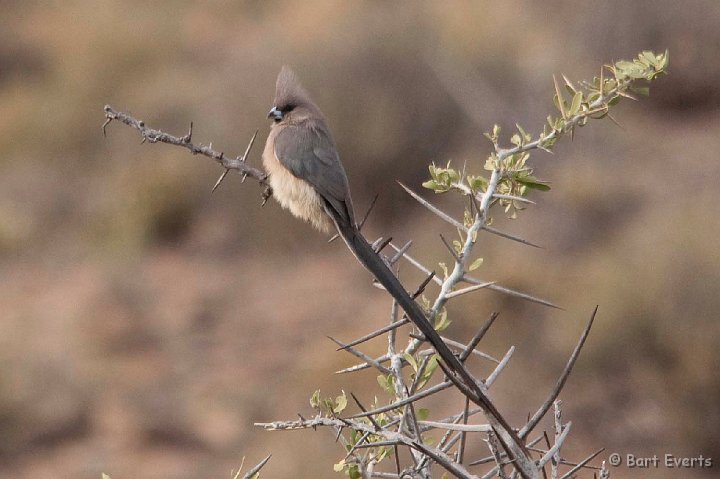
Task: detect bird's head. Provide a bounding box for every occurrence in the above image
[268,66,321,125]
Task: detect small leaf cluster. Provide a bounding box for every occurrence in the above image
[310,390,397,478]
[310,389,349,415]
[543,50,669,143]
[404,352,439,390]
[613,50,669,83]
[422,161,461,193]
[422,155,549,220]
[422,50,669,221]
[335,422,393,479]
[419,295,452,332]
[336,397,398,479]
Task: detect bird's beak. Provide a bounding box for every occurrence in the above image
[268,106,283,120]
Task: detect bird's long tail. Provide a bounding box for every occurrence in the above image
[330,214,536,477]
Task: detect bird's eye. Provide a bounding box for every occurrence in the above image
[282,104,295,113]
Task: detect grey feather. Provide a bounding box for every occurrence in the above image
[273,122,354,226]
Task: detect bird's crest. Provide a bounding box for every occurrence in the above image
[274,66,313,110]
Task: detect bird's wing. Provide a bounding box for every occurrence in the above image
[273,123,354,226]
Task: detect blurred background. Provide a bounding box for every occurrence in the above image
[1,1,718,478]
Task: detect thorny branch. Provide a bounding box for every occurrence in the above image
[104,50,667,478]
[102,105,605,479]
[103,105,271,200]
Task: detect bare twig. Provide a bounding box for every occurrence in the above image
[552,401,563,479]
[538,422,572,468]
[417,419,491,433]
[456,397,471,464]
[558,448,605,479]
[486,346,515,386]
[409,333,499,363]
[349,381,453,419]
[398,181,540,248]
[329,337,393,375]
[103,106,267,184]
[389,244,558,308]
[487,431,510,479]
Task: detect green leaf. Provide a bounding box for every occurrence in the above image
[417,408,430,420]
[334,390,348,413]
[467,175,488,191]
[434,310,451,332]
[422,179,440,191]
[484,154,499,171]
[641,50,657,66]
[375,446,389,462]
[516,174,551,191]
[484,124,501,144]
[631,86,650,96]
[463,209,473,228]
[661,49,670,69]
[449,239,459,251]
[404,352,418,372]
[438,262,448,279]
[615,60,636,70]
[516,123,531,142]
[417,355,439,389]
[569,91,583,116]
[349,465,361,479]
[469,257,484,271]
[377,374,395,395]
[377,374,388,391]
[310,389,321,409]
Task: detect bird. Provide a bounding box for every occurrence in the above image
[261,66,534,475]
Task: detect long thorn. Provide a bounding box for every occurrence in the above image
[328,337,392,375]
[389,240,413,264]
[241,129,259,161]
[482,225,542,249]
[241,454,271,479]
[398,181,466,231]
[439,233,461,261]
[459,312,500,361]
[412,271,436,299]
[558,448,605,479]
[336,318,410,351]
[350,392,382,431]
[520,306,598,438]
[348,381,453,419]
[445,281,496,299]
[358,193,380,231]
[212,168,230,192]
